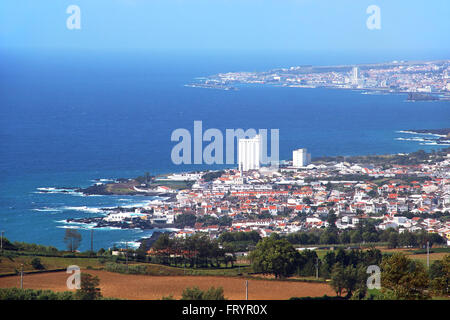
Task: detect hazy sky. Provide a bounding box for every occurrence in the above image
[0,0,449,57]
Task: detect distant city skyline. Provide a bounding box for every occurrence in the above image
[189,59,450,97]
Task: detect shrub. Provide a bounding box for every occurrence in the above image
[104,262,147,275]
[75,273,102,300]
[181,286,226,300]
[0,288,75,300]
[31,258,45,270]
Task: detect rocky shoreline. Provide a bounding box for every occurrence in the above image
[406,128,450,137]
[77,183,177,200]
[66,215,179,230]
[407,92,440,101]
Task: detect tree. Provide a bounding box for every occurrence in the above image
[415,230,445,248]
[342,265,367,298]
[363,247,382,266]
[339,231,351,244]
[350,230,363,244]
[31,258,44,270]
[75,273,102,300]
[335,248,349,267]
[330,263,367,298]
[297,249,319,277]
[330,263,345,296]
[387,232,398,249]
[153,233,172,265]
[0,237,17,251]
[362,231,377,243]
[249,236,299,279]
[135,172,153,185]
[181,286,203,300]
[175,213,197,227]
[64,229,82,252]
[327,213,337,231]
[320,251,336,278]
[381,253,430,300]
[429,254,450,296]
[320,230,338,244]
[321,213,338,244]
[398,231,417,248]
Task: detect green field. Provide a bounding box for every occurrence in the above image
[0,255,103,276]
[0,251,253,278]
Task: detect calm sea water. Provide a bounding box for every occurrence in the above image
[0,50,449,250]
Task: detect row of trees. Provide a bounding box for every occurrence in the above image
[320,247,382,279]
[285,218,446,248]
[249,235,383,280]
[384,229,445,249]
[175,213,232,228]
[0,231,84,255]
[151,233,236,268]
[6,241,59,254]
[327,248,445,300]
[218,231,261,252]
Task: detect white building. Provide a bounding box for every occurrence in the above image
[292,148,311,168]
[104,212,146,222]
[238,135,260,172]
[351,66,359,85]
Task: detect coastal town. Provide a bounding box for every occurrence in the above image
[186,59,450,101]
[67,147,450,247]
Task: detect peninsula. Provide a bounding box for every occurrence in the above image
[186,59,450,100]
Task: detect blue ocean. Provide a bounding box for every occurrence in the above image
[0,50,449,250]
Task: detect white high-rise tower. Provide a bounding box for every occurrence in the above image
[293,148,311,168]
[351,66,359,85]
[238,135,261,172]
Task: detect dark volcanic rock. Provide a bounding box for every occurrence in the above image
[407,92,439,101]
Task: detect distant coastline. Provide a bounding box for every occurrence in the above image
[186,59,450,101]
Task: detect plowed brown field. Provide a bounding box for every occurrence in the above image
[0,270,334,300]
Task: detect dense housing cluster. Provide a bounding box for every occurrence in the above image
[96,149,450,246]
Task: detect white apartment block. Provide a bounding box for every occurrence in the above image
[293,148,311,168]
[238,135,261,172]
